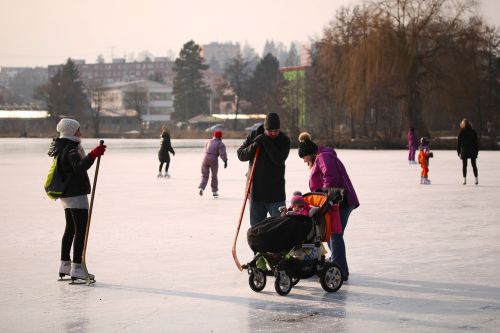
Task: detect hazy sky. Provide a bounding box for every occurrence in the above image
[1,0,500,68]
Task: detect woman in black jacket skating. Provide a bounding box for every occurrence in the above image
[48,118,106,281]
[158,126,175,178]
[457,118,479,185]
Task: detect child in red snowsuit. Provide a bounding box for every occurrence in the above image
[418,137,433,184]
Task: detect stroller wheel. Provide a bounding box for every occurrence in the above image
[249,269,266,292]
[274,271,292,296]
[319,262,343,292]
[291,277,300,286]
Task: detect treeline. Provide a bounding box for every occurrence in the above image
[304,0,499,147]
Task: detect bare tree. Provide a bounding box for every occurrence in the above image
[123,83,148,136]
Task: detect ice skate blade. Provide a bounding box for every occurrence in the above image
[69,278,96,285]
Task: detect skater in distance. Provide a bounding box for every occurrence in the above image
[198,130,228,198]
[407,127,419,164]
[48,118,106,282]
[457,118,479,185]
[418,137,433,185]
[158,125,175,178]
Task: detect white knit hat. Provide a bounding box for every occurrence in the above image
[57,118,80,137]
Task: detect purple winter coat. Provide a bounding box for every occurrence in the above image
[408,131,419,149]
[202,138,227,165]
[308,146,359,208]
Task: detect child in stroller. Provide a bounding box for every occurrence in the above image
[243,191,343,296]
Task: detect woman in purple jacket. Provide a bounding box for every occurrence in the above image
[198,130,228,198]
[407,127,419,164]
[298,132,359,281]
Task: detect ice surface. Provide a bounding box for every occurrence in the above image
[1,138,500,332]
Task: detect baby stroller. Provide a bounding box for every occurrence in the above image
[242,191,344,296]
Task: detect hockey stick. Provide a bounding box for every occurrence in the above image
[81,140,104,286]
[232,145,260,271]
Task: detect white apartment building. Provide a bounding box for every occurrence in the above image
[94,80,173,123]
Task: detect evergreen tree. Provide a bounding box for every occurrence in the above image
[285,42,300,67]
[242,43,260,72]
[224,53,252,128]
[248,53,284,116]
[172,40,210,121]
[40,58,87,121]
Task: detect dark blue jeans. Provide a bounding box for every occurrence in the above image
[249,200,285,226]
[330,205,355,278]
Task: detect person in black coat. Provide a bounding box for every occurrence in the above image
[237,113,291,226]
[158,126,175,178]
[457,118,479,185]
[48,118,106,281]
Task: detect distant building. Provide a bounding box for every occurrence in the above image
[48,57,174,86]
[94,80,174,124]
[0,67,48,89]
[201,42,240,73]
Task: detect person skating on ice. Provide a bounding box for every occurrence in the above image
[158,125,175,178]
[407,127,419,164]
[198,130,228,198]
[48,118,106,282]
[457,118,479,185]
[418,137,433,185]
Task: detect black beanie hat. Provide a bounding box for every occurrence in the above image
[264,112,280,130]
[298,132,318,158]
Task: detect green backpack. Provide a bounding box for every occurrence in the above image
[44,150,71,200]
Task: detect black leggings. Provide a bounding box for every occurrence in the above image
[462,158,478,178]
[159,161,170,173]
[61,209,88,264]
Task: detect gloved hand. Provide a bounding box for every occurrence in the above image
[89,144,107,158]
[172,151,175,156]
[224,160,228,169]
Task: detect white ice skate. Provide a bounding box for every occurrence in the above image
[164,172,171,178]
[157,172,163,178]
[424,178,431,185]
[70,263,95,283]
[213,192,219,198]
[58,260,71,279]
[420,177,424,184]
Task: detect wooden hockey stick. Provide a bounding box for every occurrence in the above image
[232,145,260,271]
[81,140,104,286]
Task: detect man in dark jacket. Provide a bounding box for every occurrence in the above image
[237,113,291,226]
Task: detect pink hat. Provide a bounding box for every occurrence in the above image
[291,195,305,206]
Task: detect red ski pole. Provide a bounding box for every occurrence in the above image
[232,145,260,271]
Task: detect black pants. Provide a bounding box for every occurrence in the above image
[159,161,170,173]
[61,208,88,264]
[462,158,478,178]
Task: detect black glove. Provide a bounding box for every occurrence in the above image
[172,151,175,156]
[224,160,228,169]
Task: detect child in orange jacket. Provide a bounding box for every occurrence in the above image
[418,137,433,184]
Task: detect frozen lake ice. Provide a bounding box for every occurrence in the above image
[1,138,500,332]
